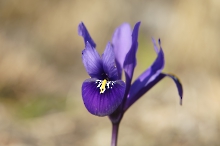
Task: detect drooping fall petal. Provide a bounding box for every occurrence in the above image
[161,73,183,105]
[82,78,126,116]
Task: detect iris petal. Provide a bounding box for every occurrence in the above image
[102,42,118,80]
[82,78,126,116]
[161,73,183,105]
[124,73,165,111]
[123,22,141,92]
[78,22,96,48]
[124,72,183,111]
[112,23,132,78]
[82,42,103,78]
[124,38,164,111]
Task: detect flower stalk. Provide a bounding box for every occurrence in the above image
[111,122,120,146]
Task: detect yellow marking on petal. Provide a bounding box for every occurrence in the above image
[100,79,107,93]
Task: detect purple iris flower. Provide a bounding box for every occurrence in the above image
[78,21,183,146]
[78,21,182,118]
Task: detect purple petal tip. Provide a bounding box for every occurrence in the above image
[158,39,161,45]
[78,22,96,48]
[78,22,83,36]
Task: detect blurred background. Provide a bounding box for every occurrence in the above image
[0,0,219,145]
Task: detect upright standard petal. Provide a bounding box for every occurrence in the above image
[112,23,132,78]
[124,38,164,111]
[82,42,103,78]
[78,22,96,48]
[102,42,118,80]
[123,22,141,90]
[82,78,126,116]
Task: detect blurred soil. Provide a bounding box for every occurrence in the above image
[0,0,220,146]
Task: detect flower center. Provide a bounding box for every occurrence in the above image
[96,79,116,94]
